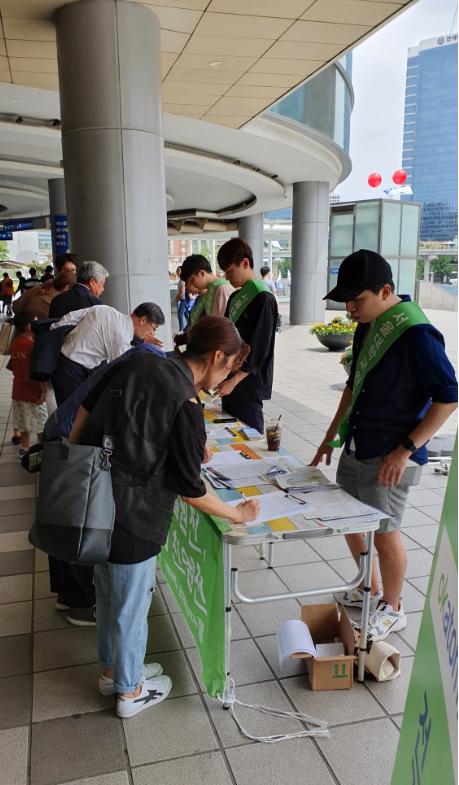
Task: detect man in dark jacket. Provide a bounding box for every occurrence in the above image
[49,260,107,318]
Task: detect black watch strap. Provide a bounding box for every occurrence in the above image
[401,437,417,454]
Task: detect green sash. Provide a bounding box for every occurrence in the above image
[228,279,269,324]
[328,301,430,448]
[189,278,228,325]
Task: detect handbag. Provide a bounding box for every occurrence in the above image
[28,371,128,565]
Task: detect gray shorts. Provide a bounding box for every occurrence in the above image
[337,449,423,534]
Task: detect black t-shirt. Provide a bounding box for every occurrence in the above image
[225,289,277,399]
[82,368,206,564]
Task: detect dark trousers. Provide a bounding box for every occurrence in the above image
[222,377,264,433]
[51,354,92,407]
[49,354,95,606]
[48,557,96,607]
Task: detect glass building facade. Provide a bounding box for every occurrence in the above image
[402,35,458,241]
[328,199,420,306]
[268,54,353,154]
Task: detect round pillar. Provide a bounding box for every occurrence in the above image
[290,181,330,324]
[56,0,171,343]
[48,178,69,261]
[238,213,264,274]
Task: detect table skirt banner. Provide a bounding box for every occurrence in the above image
[158,497,230,697]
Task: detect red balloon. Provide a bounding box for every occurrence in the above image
[392,169,407,185]
[368,172,382,188]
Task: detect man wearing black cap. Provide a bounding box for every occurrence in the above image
[311,249,457,641]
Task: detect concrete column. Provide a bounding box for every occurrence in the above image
[238,213,263,275]
[290,181,330,324]
[267,240,273,272]
[424,257,432,282]
[55,0,171,343]
[210,238,216,273]
[48,178,69,261]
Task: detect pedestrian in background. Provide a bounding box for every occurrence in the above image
[9,311,47,457]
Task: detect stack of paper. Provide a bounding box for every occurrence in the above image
[226,490,314,526]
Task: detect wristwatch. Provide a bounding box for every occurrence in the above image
[401,437,417,454]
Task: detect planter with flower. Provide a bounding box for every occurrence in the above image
[310,317,357,352]
[340,345,353,375]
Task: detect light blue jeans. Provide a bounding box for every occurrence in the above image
[94,557,156,693]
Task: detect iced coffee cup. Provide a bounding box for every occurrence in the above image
[266,419,282,452]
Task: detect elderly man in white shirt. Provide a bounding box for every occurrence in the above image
[51,301,164,405]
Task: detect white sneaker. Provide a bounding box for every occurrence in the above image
[117,675,172,719]
[367,602,407,641]
[99,662,164,696]
[334,588,382,610]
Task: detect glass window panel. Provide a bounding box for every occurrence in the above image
[389,258,399,290]
[330,212,354,256]
[381,202,402,256]
[398,259,416,298]
[400,204,419,256]
[354,202,379,252]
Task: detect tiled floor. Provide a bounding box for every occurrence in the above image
[0,307,456,785]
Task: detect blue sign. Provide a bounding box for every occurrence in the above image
[52,213,69,255]
[330,267,340,274]
[3,220,33,231]
[0,232,13,241]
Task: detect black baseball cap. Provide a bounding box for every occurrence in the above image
[324,249,394,302]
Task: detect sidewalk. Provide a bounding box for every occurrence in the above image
[0,307,455,785]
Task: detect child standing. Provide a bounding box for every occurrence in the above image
[10,312,48,456]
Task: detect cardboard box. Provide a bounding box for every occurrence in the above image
[293,603,356,690]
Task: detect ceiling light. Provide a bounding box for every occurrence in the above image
[208,60,223,68]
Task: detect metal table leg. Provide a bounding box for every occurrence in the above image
[357,531,374,682]
[222,540,232,709]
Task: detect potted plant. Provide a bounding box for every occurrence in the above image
[310,316,356,351]
[340,345,353,375]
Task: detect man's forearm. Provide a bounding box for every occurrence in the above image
[408,402,457,449]
[324,385,352,440]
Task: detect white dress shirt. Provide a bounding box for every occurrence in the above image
[54,305,134,368]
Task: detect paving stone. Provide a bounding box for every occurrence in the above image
[146,613,181,654]
[0,600,32,636]
[397,611,423,650]
[226,737,336,785]
[34,598,70,632]
[172,607,248,649]
[232,568,290,604]
[34,570,54,599]
[402,507,441,526]
[414,504,443,521]
[144,649,197,699]
[35,548,49,572]
[57,774,129,785]
[275,560,346,593]
[405,548,433,578]
[132,752,233,785]
[407,488,444,507]
[366,657,414,715]
[317,718,399,785]
[204,679,303,748]
[0,725,29,785]
[188,637,273,691]
[0,463,35,486]
[403,525,440,549]
[0,498,35,517]
[0,530,33,552]
[283,677,384,726]
[0,512,34,533]
[0,674,32,729]
[0,573,32,604]
[34,627,98,672]
[31,711,126,785]
[402,581,426,613]
[407,575,430,595]
[33,663,114,722]
[0,484,35,500]
[237,597,303,637]
[0,549,34,576]
[123,694,218,766]
[0,633,32,676]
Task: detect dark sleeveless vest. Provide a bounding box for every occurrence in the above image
[80,352,198,547]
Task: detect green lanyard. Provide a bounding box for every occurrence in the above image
[189,279,227,325]
[328,300,430,448]
[228,279,269,324]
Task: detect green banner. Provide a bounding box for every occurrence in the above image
[158,498,230,698]
[391,438,457,785]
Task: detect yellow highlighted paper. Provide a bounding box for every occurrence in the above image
[269,518,296,532]
[238,486,261,496]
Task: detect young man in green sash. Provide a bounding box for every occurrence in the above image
[215,238,278,433]
[179,255,234,326]
[312,249,457,640]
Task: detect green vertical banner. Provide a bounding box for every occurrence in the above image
[391,439,457,785]
[158,498,230,698]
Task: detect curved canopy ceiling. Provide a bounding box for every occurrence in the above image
[0,0,416,128]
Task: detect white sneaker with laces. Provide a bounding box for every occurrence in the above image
[99,662,163,696]
[367,601,407,641]
[334,588,382,610]
[117,675,172,719]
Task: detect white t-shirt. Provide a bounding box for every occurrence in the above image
[54,305,134,368]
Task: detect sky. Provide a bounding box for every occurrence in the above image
[335,0,457,202]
